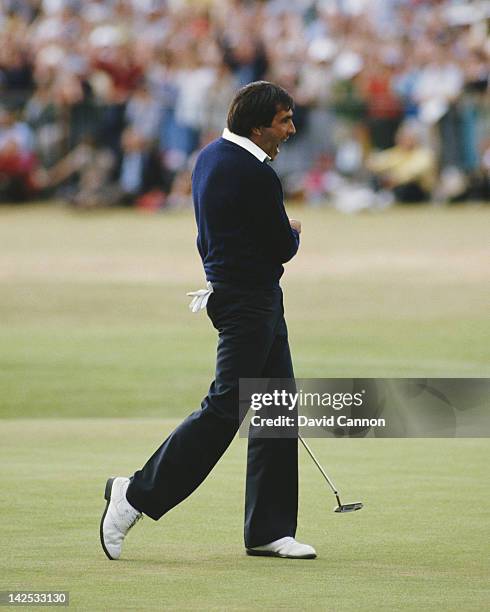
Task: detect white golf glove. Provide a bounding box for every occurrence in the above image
[187,281,214,313]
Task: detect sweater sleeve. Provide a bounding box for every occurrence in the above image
[247,165,300,264]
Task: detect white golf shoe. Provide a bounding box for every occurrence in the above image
[100,477,142,560]
[246,536,317,559]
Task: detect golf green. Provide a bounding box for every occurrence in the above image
[1,420,489,610]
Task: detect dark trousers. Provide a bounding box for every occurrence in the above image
[126,284,298,548]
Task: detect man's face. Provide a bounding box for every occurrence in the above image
[256,107,296,160]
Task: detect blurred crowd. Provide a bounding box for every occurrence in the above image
[0,0,488,210]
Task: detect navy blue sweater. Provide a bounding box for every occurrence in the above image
[192,138,300,287]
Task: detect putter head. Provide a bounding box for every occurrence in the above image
[334,502,363,513]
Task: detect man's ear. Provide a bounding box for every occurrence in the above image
[251,126,263,137]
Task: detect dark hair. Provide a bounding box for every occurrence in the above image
[227,81,294,137]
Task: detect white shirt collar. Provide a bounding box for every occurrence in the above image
[222,127,271,162]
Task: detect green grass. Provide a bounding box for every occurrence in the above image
[1,421,489,611]
[0,204,488,418]
[0,204,489,610]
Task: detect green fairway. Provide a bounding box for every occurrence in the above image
[0,204,488,418]
[1,420,489,611]
[1,204,489,610]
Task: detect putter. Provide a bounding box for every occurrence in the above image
[299,435,363,513]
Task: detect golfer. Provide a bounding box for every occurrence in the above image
[100,81,316,560]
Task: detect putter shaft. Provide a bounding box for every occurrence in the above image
[298,435,339,497]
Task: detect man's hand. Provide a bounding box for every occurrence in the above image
[289,218,301,234]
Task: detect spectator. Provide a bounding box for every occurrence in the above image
[24,82,62,167]
[116,126,168,205]
[168,44,215,167]
[0,106,39,201]
[367,121,436,204]
[201,59,237,140]
[359,53,403,151]
[413,46,465,169]
[125,79,162,141]
[95,80,127,167]
[91,42,143,99]
[220,32,268,86]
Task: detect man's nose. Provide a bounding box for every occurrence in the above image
[289,122,296,135]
